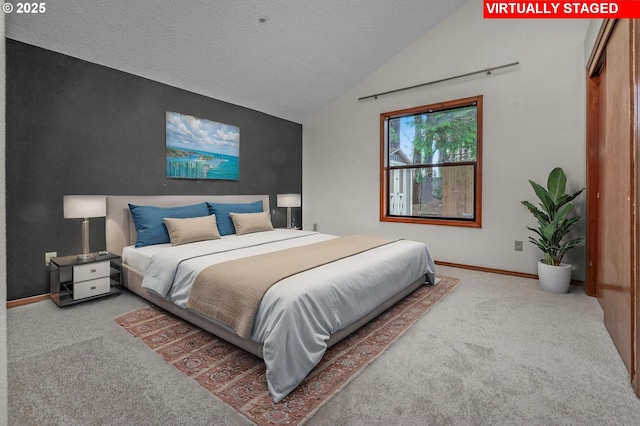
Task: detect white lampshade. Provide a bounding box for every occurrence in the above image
[277,193,301,208]
[63,195,107,219]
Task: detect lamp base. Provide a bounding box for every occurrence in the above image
[77,252,97,261]
[286,207,293,229]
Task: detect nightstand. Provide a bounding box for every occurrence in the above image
[49,252,122,306]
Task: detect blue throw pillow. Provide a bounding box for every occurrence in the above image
[129,202,210,247]
[207,201,263,236]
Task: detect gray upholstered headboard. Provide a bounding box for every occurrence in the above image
[105,195,270,256]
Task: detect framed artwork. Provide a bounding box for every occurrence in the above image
[166,111,240,180]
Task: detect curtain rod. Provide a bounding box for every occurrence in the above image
[358,61,520,101]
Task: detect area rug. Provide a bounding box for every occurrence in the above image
[115,276,459,425]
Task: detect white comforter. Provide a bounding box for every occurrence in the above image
[129,229,435,402]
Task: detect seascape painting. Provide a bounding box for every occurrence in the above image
[166,111,240,180]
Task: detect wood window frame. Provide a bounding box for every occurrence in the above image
[379,95,483,227]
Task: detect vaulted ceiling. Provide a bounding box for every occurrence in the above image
[6,0,469,123]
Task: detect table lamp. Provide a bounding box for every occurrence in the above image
[63,195,107,260]
[277,193,301,229]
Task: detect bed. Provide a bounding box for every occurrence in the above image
[105,195,436,402]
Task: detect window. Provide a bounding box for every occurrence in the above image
[380,95,482,227]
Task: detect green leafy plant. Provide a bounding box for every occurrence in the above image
[521,167,584,266]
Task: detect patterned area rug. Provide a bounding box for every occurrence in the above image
[115,276,459,425]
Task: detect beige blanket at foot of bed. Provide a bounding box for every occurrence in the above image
[186,235,395,338]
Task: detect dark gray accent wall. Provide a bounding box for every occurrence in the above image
[6,39,302,301]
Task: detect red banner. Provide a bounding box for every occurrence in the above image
[484,1,640,18]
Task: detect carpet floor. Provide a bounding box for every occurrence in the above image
[10,266,640,425]
[114,277,459,425]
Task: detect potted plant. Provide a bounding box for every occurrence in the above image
[521,167,584,293]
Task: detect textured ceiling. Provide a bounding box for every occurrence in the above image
[6,0,469,123]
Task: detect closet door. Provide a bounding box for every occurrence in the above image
[587,19,637,394]
[600,18,633,375]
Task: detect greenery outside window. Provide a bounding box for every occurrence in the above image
[380,95,482,227]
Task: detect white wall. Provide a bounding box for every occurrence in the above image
[303,0,591,280]
[584,19,603,65]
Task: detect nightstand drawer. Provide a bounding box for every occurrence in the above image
[73,261,110,282]
[73,277,110,300]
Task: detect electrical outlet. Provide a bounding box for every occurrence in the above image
[45,251,57,266]
[514,241,523,252]
[313,223,318,232]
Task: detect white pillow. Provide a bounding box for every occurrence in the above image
[163,214,221,246]
[230,211,274,236]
